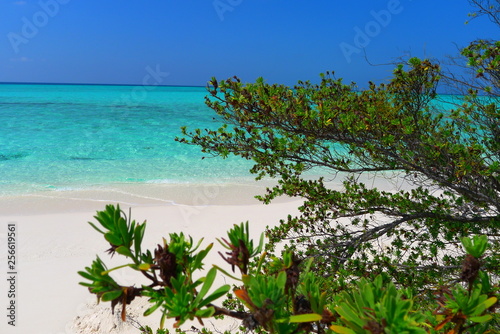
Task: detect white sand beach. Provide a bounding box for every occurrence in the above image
[0,181,305,334]
[0,173,407,334]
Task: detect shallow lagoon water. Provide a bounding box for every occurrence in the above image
[0,84,254,195]
[0,83,475,196]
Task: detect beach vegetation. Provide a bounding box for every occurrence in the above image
[177,2,500,297]
[79,204,498,333]
[179,52,499,291]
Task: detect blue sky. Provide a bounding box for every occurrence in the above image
[0,0,497,87]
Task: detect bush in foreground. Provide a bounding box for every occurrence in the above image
[79,204,499,333]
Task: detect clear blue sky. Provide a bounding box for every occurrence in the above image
[0,0,497,87]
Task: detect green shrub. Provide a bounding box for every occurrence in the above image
[79,205,499,333]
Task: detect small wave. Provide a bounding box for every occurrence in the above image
[69,156,117,161]
[69,156,95,161]
[0,152,28,161]
[145,178,179,184]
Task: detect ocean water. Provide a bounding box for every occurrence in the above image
[0,84,255,196]
[0,84,482,197]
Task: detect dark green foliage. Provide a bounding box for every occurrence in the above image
[217,221,265,275]
[78,256,124,305]
[88,204,146,261]
[178,57,500,290]
[332,275,427,334]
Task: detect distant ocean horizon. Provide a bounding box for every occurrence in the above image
[0,81,206,88]
[0,83,255,196]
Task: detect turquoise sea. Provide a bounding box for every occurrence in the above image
[0,84,478,197]
[0,83,255,196]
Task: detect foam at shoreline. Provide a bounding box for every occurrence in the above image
[0,170,411,216]
[0,179,290,215]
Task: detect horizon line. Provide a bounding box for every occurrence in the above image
[0,81,207,88]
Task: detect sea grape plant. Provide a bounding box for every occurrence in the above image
[79,205,499,333]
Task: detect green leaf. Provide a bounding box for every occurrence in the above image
[160,312,166,329]
[115,245,134,258]
[104,232,122,246]
[191,237,205,253]
[101,290,123,302]
[195,267,217,304]
[256,232,265,254]
[88,221,105,235]
[212,265,242,281]
[194,307,215,318]
[144,302,162,316]
[95,212,112,230]
[335,305,364,328]
[362,283,374,308]
[78,271,96,281]
[192,243,213,271]
[198,285,230,308]
[276,271,287,290]
[469,314,492,323]
[118,218,130,246]
[134,224,146,257]
[216,238,232,250]
[288,313,323,323]
[461,235,489,257]
[482,296,497,309]
[330,325,357,334]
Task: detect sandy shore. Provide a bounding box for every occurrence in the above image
[0,172,407,334]
[0,180,305,334]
